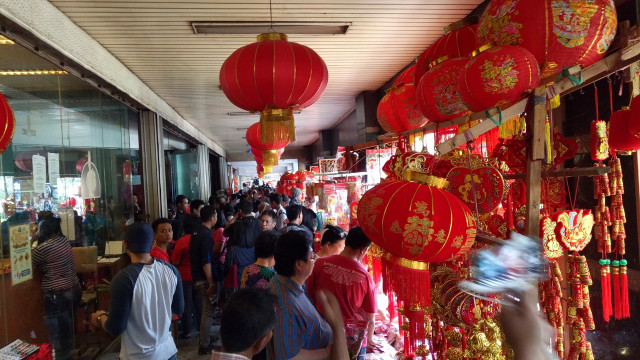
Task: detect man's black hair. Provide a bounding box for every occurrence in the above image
[239,199,253,214]
[301,208,317,232]
[151,217,172,233]
[346,226,372,250]
[208,195,217,206]
[269,193,282,205]
[175,194,187,205]
[274,230,313,277]
[322,225,347,245]
[285,204,303,222]
[190,199,205,213]
[200,205,217,223]
[260,210,277,223]
[220,288,277,353]
[255,230,279,259]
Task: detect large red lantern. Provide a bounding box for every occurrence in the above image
[477,0,617,77]
[628,95,640,138]
[609,109,640,152]
[416,57,471,123]
[377,83,427,133]
[414,21,478,85]
[458,45,540,112]
[0,92,16,154]
[394,65,416,86]
[220,33,328,144]
[246,122,289,174]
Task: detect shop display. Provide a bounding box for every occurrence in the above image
[377,75,426,133]
[416,57,471,123]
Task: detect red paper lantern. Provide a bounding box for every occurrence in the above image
[609,109,640,152]
[393,65,416,86]
[477,0,617,77]
[0,93,15,154]
[416,57,471,123]
[628,95,640,138]
[414,22,478,85]
[458,45,540,112]
[377,83,427,133]
[246,122,289,174]
[357,179,476,263]
[220,33,328,144]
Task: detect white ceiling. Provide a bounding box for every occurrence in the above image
[46,0,485,158]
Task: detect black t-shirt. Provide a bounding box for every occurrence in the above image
[189,223,214,282]
[223,216,260,248]
[172,210,188,240]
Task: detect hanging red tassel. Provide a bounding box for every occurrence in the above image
[612,260,622,319]
[388,291,396,321]
[620,259,630,318]
[600,259,611,322]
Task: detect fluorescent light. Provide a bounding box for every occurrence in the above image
[0,36,14,45]
[227,110,301,116]
[192,21,350,35]
[0,70,68,76]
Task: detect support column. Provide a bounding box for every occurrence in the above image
[139,110,167,222]
[525,87,547,237]
[197,144,211,202]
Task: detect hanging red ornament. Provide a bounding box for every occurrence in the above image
[477,0,618,77]
[445,164,506,215]
[0,92,16,154]
[458,44,540,112]
[394,65,416,86]
[220,33,328,143]
[591,120,610,160]
[414,20,478,85]
[553,209,594,252]
[416,57,471,123]
[609,108,640,152]
[377,82,427,133]
[628,95,640,137]
[246,122,289,174]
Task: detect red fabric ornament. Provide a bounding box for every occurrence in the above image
[0,92,16,154]
[486,214,508,239]
[552,133,579,167]
[629,95,640,137]
[493,135,527,173]
[458,45,540,112]
[414,22,478,86]
[609,109,640,151]
[416,58,471,123]
[220,33,328,143]
[357,179,476,263]
[246,122,289,173]
[590,120,609,160]
[445,165,506,215]
[394,65,416,86]
[477,0,618,77]
[377,83,427,133]
[553,209,594,251]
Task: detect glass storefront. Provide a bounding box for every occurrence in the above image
[0,37,141,354]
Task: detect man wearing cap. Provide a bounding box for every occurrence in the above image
[91,223,184,360]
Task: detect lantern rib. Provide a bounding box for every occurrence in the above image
[232,48,252,110]
[299,46,314,107]
[272,39,276,107]
[254,41,265,109]
[579,8,605,63]
[285,41,296,106]
[382,181,407,257]
[401,182,420,259]
[435,191,455,261]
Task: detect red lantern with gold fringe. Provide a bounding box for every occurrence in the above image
[416,57,471,123]
[414,21,478,85]
[220,33,328,144]
[609,109,640,152]
[377,83,427,133]
[246,123,289,174]
[458,44,540,112]
[0,92,16,154]
[477,0,617,77]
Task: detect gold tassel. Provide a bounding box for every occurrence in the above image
[263,149,279,173]
[260,108,295,144]
[545,118,552,164]
[549,94,561,109]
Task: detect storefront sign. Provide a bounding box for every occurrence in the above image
[9,224,32,285]
[48,152,59,186]
[32,154,46,194]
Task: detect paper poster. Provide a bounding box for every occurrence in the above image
[32,154,46,194]
[58,208,76,241]
[9,224,32,285]
[366,148,394,185]
[48,152,59,185]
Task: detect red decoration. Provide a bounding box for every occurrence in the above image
[357,179,476,263]
[445,165,506,215]
[0,92,16,154]
[220,33,328,143]
[477,0,618,77]
[394,65,416,86]
[553,209,594,252]
[552,132,579,167]
[629,95,640,137]
[591,120,609,160]
[493,135,527,173]
[458,45,540,112]
[487,214,508,238]
[609,109,640,152]
[246,122,289,174]
[377,82,427,133]
[416,57,471,123]
[540,215,563,259]
[414,22,478,86]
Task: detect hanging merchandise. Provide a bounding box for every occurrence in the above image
[246,122,289,174]
[219,33,328,144]
[394,65,416,86]
[377,78,427,133]
[81,152,101,199]
[477,0,618,77]
[445,158,506,216]
[458,44,540,112]
[609,108,640,152]
[628,94,640,137]
[0,92,16,154]
[416,57,471,123]
[591,120,610,160]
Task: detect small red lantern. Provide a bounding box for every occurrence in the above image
[609,109,640,152]
[220,33,328,143]
[416,57,471,123]
[377,83,427,133]
[246,122,289,174]
[458,44,540,112]
[0,92,16,154]
[477,0,617,77]
[414,21,478,85]
[393,65,416,86]
[628,95,640,138]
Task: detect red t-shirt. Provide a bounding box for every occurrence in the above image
[150,246,170,263]
[170,234,192,281]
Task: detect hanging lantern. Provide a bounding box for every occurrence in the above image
[0,92,16,154]
[609,109,640,152]
[220,33,328,144]
[377,82,427,133]
[458,44,540,112]
[416,57,471,123]
[627,95,640,138]
[393,65,416,86]
[477,0,617,77]
[414,20,478,85]
[246,122,289,174]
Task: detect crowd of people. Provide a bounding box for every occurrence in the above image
[60,185,553,360]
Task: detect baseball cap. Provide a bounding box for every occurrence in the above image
[125,222,155,253]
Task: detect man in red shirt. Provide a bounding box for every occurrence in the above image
[151,218,172,262]
[306,226,376,359]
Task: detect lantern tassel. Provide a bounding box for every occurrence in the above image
[391,257,431,308]
[620,260,630,318]
[260,107,295,143]
[263,149,279,172]
[545,117,552,164]
[612,260,622,319]
[600,259,611,322]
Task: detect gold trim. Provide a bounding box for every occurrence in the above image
[444,18,476,34]
[257,33,288,42]
[471,43,494,58]
[404,170,449,189]
[429,56,449,69]
[395,256,430,271]
[621,106,630,110]
[261,107,293,117]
